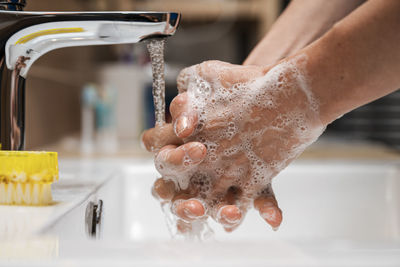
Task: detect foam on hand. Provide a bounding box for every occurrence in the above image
[157,54,326,232]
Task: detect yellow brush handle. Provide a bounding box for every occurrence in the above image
[0,151,58,184]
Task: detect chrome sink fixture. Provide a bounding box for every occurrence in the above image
[0,0,180,150]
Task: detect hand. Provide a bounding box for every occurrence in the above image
[143,57,325,232]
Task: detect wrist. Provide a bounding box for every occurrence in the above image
[277,56,326,129]
[298,25,350,126]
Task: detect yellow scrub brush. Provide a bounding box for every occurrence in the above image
[0,151,58,206]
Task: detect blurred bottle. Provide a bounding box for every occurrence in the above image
[95,85,118,153]
[81,84,97,155]
[81,83,118,155]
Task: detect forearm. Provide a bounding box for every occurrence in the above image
[244,0,364,66]
[302,0,400,125]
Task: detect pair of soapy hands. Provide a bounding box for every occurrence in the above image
[142,58,324,232]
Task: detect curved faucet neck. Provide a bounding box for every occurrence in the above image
[0,10,180,151]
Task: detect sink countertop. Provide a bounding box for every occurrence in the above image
[2,159,400,266]
[3,136,400,241]
[0,159,118,241]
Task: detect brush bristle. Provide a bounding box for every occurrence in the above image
[0,183,52,205]
[0,151,58,206]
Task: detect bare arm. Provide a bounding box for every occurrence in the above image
[244,0,365,66]
[141,0,400,232]
[302,0,400,124]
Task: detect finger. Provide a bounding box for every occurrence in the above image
[177,61,235,93]
[172,196,206,222]
[141,123,182,152]
[155,142,207,169]
[219,65,266,88]
[212,186,244,232]
[217,205,243,232]
[177,65,197,93]
[151,178,176,201]
[169,93,188,119]
[254,195,283,230]
[155,145,182,169]
[197,60,266,88]
[155,142,206,192]
[170,93,198,139]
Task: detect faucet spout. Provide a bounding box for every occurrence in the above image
[0,11,180,150]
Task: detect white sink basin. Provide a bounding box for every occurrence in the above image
[1,158,400,266]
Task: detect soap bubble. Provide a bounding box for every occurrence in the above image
[156,55,326,234]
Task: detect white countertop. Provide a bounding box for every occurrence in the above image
[0,159,121,241]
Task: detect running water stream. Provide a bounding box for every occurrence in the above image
[147,38,166,126]
[147,38,214,240]
[147,38,178,237]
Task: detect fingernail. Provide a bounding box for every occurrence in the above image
[218,205,242,224]
[188,144,205,162]
[261,207,276,221]
[174,116,190,136]
[260,207,282,229]
[183,199,205,219]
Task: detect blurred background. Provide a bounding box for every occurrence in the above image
[24,0,400,157]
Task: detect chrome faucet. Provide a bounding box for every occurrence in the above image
[0,1,180,150]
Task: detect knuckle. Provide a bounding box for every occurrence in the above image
[141,130,155,151]
[170,94,187,117]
